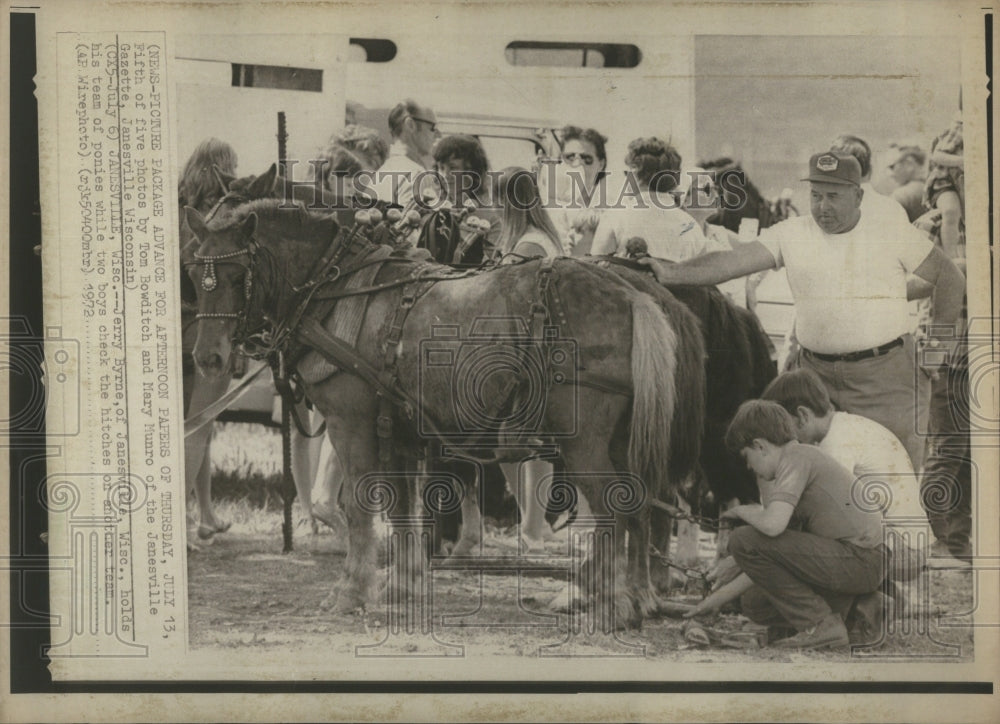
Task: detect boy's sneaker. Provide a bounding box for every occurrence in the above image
[771,613,850,650]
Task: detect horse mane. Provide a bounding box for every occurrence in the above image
[233,198,341,240]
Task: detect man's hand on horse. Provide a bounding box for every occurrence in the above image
[636,256,674,284]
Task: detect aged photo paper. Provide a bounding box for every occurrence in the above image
[3,0,999,721]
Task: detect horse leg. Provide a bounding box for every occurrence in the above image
[626,505,659,620]
[561,436,641,632]
[501,457,558,553]
[715,496,740,563]
[320,422,380,614]
[674,493,701,568]
[649,502,674,594]
[449,464,481,558]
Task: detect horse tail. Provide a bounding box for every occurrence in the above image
[628,292,678,500]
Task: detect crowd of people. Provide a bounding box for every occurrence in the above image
[183,94,972,651]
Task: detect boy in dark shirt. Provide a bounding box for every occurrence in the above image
[689,400,886,649]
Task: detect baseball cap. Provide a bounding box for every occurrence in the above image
[801,152,861,186]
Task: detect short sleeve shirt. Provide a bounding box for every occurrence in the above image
[591,192,709,262]
[758,211,933,354]
[372,142,431,208]
[819,412,924,520]
[764,443,884,548]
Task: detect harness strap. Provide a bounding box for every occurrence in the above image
[545,258,574,343]
[311,265,483,302]
[296,316,412,408]
[530,257,556,340]
[374,274,440,466]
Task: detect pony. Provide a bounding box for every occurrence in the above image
[180,162,356,538]
[422,257,776,596]
[591,261,776,581]
[698,157,777,234]
[183,196,705,629]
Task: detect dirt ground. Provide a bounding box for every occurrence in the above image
[191,423,976,664]
[187,521,977,664]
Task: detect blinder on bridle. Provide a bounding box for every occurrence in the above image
[188,234,268,353]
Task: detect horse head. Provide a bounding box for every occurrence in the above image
[184,205,259,378]
[202,163,281,227]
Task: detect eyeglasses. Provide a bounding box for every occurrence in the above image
[562,152,596,166]
[410,116,438,133]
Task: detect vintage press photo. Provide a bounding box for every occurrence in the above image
[4,0,999,720]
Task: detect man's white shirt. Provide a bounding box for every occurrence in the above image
[758,207,933,354]
[372,140,428,208]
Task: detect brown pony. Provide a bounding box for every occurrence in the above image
[183,197,705,629]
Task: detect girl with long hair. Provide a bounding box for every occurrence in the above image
[496,166,563,259]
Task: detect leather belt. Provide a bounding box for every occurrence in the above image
[805,336,904,363]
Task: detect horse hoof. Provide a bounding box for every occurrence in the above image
[616,598,642,632]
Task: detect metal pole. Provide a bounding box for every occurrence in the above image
[277,110,288,176]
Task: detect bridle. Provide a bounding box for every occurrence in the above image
[189,235,265,354]
[187,210,358,360]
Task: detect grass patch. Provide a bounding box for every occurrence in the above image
[209,422,284,510]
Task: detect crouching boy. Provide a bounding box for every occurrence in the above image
[761,368,928,580]
[698,400,886,649]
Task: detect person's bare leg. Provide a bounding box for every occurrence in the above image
[935,190,963,259]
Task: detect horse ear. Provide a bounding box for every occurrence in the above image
[240,212,258,239]
[184,206,209,239]
[247,163,279,198]
[212,164,235,193]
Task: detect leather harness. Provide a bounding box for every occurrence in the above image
[195,224,634,472]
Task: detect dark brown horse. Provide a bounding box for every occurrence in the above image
[183,197,705,629]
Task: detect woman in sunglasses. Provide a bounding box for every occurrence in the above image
[545,125,609,255]
[591,137,710,262]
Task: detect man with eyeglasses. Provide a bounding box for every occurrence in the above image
[372,98,442,210]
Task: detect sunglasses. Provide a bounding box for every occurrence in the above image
[410,116,438,133]
[562,152,596,166]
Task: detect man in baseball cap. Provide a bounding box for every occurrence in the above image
[802,151,862,186]
[636,150,965,648]
[639,149,963,472]
[800,152,864,234]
